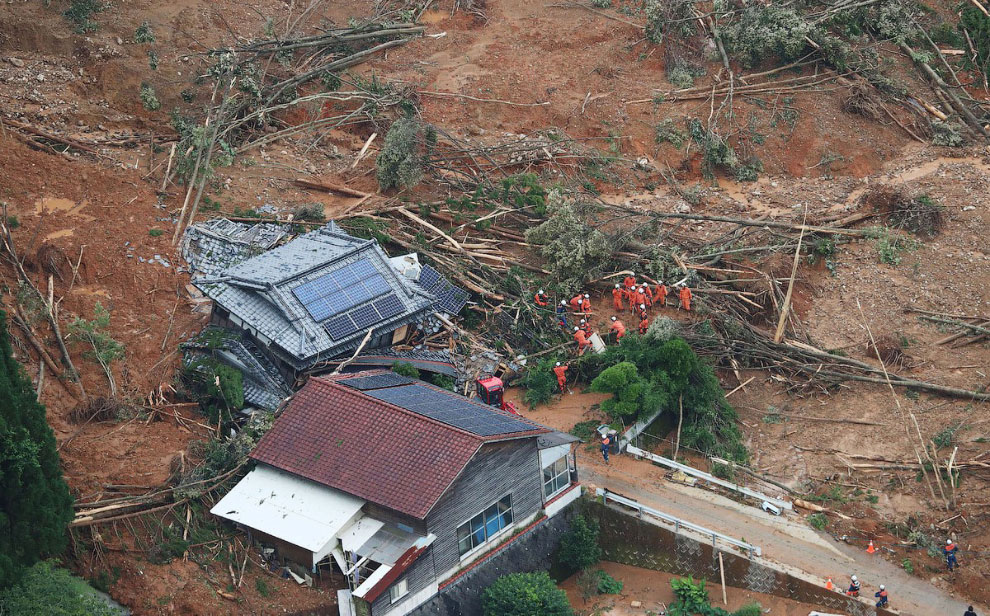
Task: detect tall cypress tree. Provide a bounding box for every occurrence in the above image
[0,311,74,588]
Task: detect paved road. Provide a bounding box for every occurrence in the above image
[579,451,981,616]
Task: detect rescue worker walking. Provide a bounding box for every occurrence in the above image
[612,283,624,311]
[656,281,668,308]
[573,327,591,356]
[581,293,592,314]
[633,286,646,311]
[678,283,692,311]
[553,362,569,393]
[601,434,610,463]
[569,293,583,312]
[623,274,637,293]
[642,284,654,308]
[944,539,959,571]
[845,575,860,597]
[609,316,626,340]
[964,605,977,616]
[578,319,590,335]
[557,300,569,329]
[638,303,648,322]
[639,315,650,335]
[534,289,549,308]
[874,585,888,608]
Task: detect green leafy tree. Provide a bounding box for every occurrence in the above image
[181,358,244,426]
[482,571,573,616]
[391,361,421,379]
[0,561,122,615]
[68,302,124,395]
[376,117,429,190]
[590,362,659,420]
[519,357,563,408]
[0,312,74,588]
[557,514,601,571]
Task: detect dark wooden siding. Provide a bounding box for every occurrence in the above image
[424,438,543,576]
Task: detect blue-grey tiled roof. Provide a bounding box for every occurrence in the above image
[195,223,437,368]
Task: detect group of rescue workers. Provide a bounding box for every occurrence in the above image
[532,274,693,359]
[837,537,962,609]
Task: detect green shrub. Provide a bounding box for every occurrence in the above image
[181,357,244,425]
[591,362,656,420]
[140,83,161,111]
[656,119,686,149]
[722,6,812,67]
[376,117,427,190]
[558,514,602,571]
[901,558,914,574]
[525,194,612,289]
[591,0,611,7]
[869,226,919,266]
[63,0,106,33]
[391,361,421,379]
[430,373,456,391]
[670,577,709,613]
[808,513,828,530]
[5,214,20,229]
[710,462,734,481]
[596,570,623,594]
[134,21,155,43]
[932,425,957,449]
[149,228,164,237]
[147,524,189,564]
[931,120,963,147]
[733,603,763,616]
[255,577,273,597]
[520,357,563,408]
[570,420,600,442]
[482,571,573,616]
[0,561,122,615]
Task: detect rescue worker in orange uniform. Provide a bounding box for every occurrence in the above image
[623,274,636,293]
[573,327,591,356]
[639,315,650,335]
[874,585,888,608]
[580,293,592,314]
[633,286,646,310]
[656,281,668,308]
[609,316,626,340]
[553,362,569,393]
[569,293,583,312]
[578,319,590,335]
[612,284,624,311]
[945,539,959,571]
[678,283,692,311]
[641,285,653,309]
[638,303,648,322]
[534,289,549,307]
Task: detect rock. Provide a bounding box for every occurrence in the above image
[8,57,24,68]
[630,600,643,608]
[962,205,975,211]
[116,37,124,45]
[36,73,45,82]
[674,203,691,214]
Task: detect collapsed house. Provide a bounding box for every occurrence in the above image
[211,371,581,616]
[183,220,468,408]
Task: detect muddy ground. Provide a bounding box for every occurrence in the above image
[1,0,989,613]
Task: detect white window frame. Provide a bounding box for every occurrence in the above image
[389,578,409,604]
[543,455,570,500]
[455,494,514,559]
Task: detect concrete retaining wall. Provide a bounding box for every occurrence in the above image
[584,500,897,616]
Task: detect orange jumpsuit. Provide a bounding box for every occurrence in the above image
[534,292,549,307]
[679,286,692,311]
[574,329,591,354]
[656,284,668,307]
[641,287,653,308]
[612,287,624,311]
[569,294,582,311]
[634,289,646,309]
[581,297,592,314]
[639,317,649,335]
[609,319,626,340]
[623,276,636,291]
[552,364,568,392]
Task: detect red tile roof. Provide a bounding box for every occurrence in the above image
[250,374,548,519]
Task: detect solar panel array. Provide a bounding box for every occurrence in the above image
[364,384,536,437]
[418,265,469,315]
[340,373,415,391]
[292,259,390,322]
[323,293,405,340]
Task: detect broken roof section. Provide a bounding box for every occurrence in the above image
[250,371,551,519]
[182,218,290,276]
[193,222,438,370]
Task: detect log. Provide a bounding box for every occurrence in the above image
[793,498,825,512]
[2,118,100,154]
[920,315,990,336]
[294,178,370,198]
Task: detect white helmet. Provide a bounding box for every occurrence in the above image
[580,319,586,324]
[615,283,620,288]
[584,293,590,298]
[947,539,953,545]
[555,362,561,367]
[561,300,567,305]
[574,326,579,331]
[879,584,885,590]
[851,575,858,582]
[611,316,617,321]
[640,304,646,309]
[659,281,664,285]
[538,289,544,294]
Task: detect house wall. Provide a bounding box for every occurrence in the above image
[425,439,543,578]
[366,438,545,616]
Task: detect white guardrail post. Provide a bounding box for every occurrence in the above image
[596,487,762,558]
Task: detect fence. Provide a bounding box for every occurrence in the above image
[596,488,762,557]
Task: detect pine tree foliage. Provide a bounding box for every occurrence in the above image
[0,312,74,588]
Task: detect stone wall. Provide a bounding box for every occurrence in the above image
[584,500,897,616]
